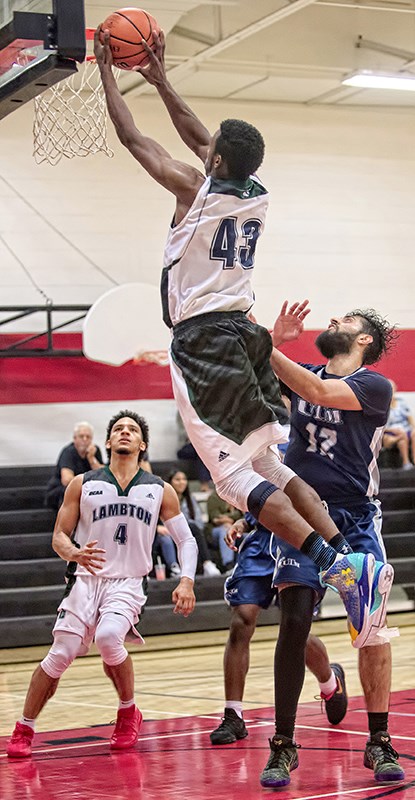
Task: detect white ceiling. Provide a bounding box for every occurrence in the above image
[83,0,415,106]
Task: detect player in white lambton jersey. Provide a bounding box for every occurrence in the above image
[95,30,386,649]
[7,411,197,760]
[162,174,268,327]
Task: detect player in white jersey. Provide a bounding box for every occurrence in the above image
[7,411,198,759]
[94,30,394,646]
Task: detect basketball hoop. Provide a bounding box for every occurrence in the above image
[33,29,120,165]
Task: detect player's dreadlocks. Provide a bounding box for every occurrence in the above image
[346,309,398,365]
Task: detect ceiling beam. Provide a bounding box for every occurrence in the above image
[356,36,415,61]
[173,26,218,46]
[126,0,318,96]
[317,0,415,12]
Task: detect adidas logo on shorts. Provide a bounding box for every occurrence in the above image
[218,450,230,462]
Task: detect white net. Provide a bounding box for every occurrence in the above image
[33,62,119,165]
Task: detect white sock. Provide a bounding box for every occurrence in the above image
[225,701,243,718]
[118,698,135,710]
[20,717,36,731]
[318,670,337,697]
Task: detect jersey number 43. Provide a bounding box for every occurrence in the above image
[210,217,262,269]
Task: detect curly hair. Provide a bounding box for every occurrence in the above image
[215,119,265,180]
[106,409,149,463]
[346,309,398,365]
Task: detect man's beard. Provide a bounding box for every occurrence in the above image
[315,329,357,359]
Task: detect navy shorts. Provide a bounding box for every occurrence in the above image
[273,499,386,596]
[224,573,277,608]
[224,527,277,608]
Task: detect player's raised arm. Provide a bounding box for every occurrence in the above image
[136,30,212,163]
[94,29,204,209]
[270,349,362,411]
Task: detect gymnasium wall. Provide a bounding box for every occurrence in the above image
[0,97,414,465]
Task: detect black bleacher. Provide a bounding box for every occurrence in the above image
[0,464,414,648]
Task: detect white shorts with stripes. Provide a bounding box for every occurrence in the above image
[170,353,289,485]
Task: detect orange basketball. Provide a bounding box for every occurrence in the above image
[100,7,160,70]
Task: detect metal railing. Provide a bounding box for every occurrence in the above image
[0,303,90,357]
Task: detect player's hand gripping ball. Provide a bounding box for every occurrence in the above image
[100,7,160,70]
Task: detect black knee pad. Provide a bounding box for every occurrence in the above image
[247,480,277,519]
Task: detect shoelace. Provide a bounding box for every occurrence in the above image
[217,716,238,731]
[315,695,327,714]
[12,730,33,744]
[371,741,399,763]
[267,740,300,769]
[313,690,337,713]
[117,716,135,732]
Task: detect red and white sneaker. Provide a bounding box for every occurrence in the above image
[110,705,143,750]
[7,722,34,758]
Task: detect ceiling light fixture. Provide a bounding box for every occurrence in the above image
[342,70,415,91]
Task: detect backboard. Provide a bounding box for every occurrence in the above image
[0,0,85,120]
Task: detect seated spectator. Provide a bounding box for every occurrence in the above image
[45,422,104,510]
[206,490,243,573]
[383,381,415,471]
[168,470,220,577]
[140,453,152,473]
[176,412,211,492]
[153,521,181,577]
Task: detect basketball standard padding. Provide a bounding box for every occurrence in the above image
[100,7,160,69]
[83,283,169,366]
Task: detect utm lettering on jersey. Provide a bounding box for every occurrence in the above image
[297,398,342,425]
[92,503,152,525]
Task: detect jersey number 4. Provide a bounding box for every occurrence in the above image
[210,217,262,269]
[114,523,128,545]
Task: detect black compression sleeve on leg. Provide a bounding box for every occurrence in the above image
[274,585,315,740]
[247,480,277,519]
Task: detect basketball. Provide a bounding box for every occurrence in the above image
[100,7,160,70]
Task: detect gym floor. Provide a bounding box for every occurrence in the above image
[1,613,414,799]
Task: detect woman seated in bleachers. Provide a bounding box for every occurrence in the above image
[168,470,220,577]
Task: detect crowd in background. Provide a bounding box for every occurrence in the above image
[44,383,413,580]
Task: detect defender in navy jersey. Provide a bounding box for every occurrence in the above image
[211,305,403,788]
[95,30,387,650]
[7,411,197,759]
[258,303,402,787]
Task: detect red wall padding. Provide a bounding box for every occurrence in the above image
[0,330,414,405]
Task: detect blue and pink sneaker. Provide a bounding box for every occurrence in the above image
[320,553,397,648]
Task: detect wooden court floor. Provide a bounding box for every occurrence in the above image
[1,612,414,799]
